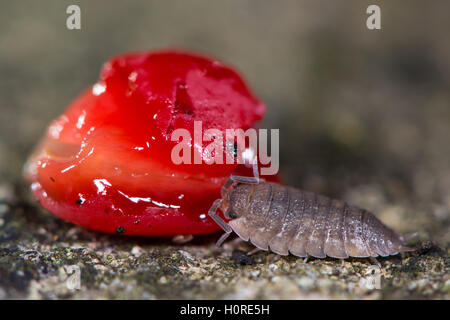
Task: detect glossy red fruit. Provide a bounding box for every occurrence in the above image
[24,50,271,236]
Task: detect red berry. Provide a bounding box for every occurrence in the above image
[24,50,273,236]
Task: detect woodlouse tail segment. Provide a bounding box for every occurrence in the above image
[398,232,419,253]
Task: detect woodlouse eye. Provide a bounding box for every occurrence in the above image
[228,211,237,219]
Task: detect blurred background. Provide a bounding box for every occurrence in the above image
[0,0,449,299]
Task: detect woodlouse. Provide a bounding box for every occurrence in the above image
[209,162,415,261]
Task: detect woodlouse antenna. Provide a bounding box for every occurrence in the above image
[221,157,260,197]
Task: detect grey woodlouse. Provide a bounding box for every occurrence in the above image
[208,162,415,261]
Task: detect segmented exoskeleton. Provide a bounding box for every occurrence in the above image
[208,162,415,260]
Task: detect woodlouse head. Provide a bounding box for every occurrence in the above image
[223,183,253,219]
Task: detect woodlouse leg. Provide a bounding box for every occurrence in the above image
[370,257,381,268]
[303,256,310,263]
[247,247,262,256]
[208,199,233,247]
